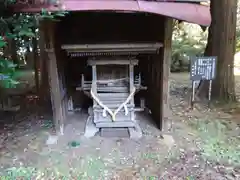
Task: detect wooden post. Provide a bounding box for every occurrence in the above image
[160,17,173,131]
[129,63,134,106]
[43,20,64,135]
[33,33,40,93]
[39,21,50,103]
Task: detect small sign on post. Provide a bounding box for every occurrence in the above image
[190,56,217,107]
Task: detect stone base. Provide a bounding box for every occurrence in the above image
[129,122,142,140]
[83,114,143,139]
[46,135,58,145]
[0,105,20,112]
[100,127,130,138]
[84,116,99,138]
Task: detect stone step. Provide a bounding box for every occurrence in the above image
[95,121,136,128]
[97,93,129,99]
[95,100,132,105]
[94,111,133,123]
[100,127,130,138]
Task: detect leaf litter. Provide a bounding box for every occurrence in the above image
[0,73,240,179]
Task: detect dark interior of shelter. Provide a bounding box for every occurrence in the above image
[56,12,165,120]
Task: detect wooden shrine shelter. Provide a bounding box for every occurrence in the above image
[13,0,211,137]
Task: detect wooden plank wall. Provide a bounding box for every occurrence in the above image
[56,12,171,131]
[143,17,172,130]
[144,53,163,129]
[58,12,166,118]
[59,12,164,44]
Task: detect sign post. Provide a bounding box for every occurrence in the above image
[190,56,217,107]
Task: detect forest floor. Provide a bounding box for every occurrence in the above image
[0,72,240,179]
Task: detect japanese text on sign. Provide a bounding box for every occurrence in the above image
[190,56,217,81]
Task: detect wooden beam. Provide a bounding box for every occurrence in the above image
[88,59,138,66]
[32,31,40,93]
[160,17,173,131]
[39,20,50,103]
[43,20,65,135]
[61,43,163,51]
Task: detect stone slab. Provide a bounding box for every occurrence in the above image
[129,122,142,140]
[100,127,130,138]
[46,135,58,145]
[95,121,135,128]
[84,116,99,138]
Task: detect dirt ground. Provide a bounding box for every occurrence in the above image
[0,73,239,179]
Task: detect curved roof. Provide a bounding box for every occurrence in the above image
[13,0,211,26]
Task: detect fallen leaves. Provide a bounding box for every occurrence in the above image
[0,73,240,179]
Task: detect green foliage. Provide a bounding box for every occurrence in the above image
[172,22,207,72]
[1,155,105,179]
[188,118,240,166]
[3,167,36,179]
[0,57,19,88]
[0,36,7,48]
[236,29,240,52]
[202,137,240,165]
[0,1,68,89]
[41,8,68,20]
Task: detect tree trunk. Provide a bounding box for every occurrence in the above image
[196,20,212,98]
[197,0,237,102]
[10,39,18,65]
